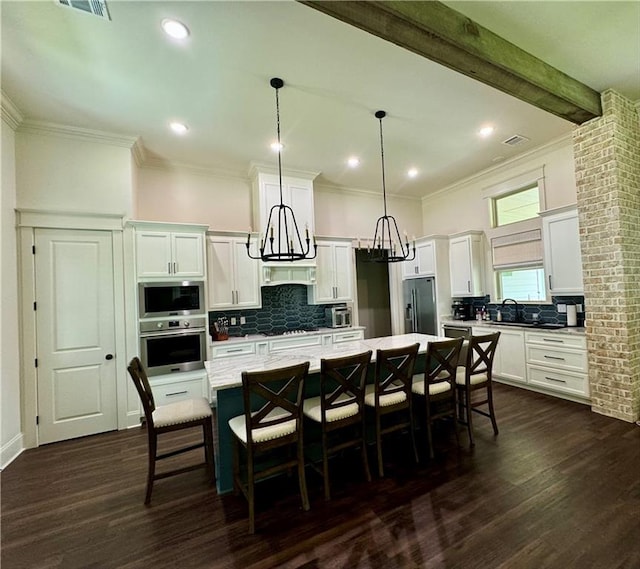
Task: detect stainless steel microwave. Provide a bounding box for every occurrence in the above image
[138,281,205,318]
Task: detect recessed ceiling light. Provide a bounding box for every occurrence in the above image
[407,168,419,178]
[347,157,360,168]
[479,125,495,138]
[161,19,190,40]
[169,121,188,135]
[270,142,283,152]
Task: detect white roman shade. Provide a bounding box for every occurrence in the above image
[491,229,543,269]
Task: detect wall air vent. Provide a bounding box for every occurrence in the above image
[57,0,111,21]
[502,134,530,147]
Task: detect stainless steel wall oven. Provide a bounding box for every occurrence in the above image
[139,317,206,376]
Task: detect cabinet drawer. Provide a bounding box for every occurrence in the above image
[269,335,322,352]
[526,345,587,373]
[525,332,586,350]
[211,342,256,358]
[151,377,207,404]
[333,329,364,343]
[527,365,589,397]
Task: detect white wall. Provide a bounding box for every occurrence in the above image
[16,130,134,215]
[1,118,22,467]
[315,184,422,241]
[136,166,251,229]
[421,136,577,236]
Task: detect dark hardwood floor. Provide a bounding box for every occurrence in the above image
[2,384,640,569]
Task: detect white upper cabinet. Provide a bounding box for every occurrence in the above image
[449,232,485,297]
[402,239,436,279]
[308,238,354,304]
[541,207,584,295]
[251,170,317,263]
[134,223,206,279]
[207,233,261,310]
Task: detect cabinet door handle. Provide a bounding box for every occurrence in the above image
[548,275,553,289]
[166,390,188,397]
[226,348,244,353]
[467,280,471,293]
[544,355,566,361]
[542,338,564,343]
[545,376,566,384]
[173,262,177,274]
[168,262,172,274]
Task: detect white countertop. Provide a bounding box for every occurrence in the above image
[441,319,586,336]
[205,332,443,392]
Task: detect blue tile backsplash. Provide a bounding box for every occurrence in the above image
[461,295,585,326]
[209,284,338,337]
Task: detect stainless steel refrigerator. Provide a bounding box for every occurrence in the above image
[403,277,437,335]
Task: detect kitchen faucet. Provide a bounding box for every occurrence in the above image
[501,298,521,322]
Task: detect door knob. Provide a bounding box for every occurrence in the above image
[105,354,114,360]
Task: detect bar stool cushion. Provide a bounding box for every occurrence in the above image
[228,408,296,443]
[153,397,213,428]
[456,369,489,386]
[303,394,359,423]
[411,374,451,396]
[364,383,406,407]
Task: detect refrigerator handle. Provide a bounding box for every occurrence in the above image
[412,289,418,332]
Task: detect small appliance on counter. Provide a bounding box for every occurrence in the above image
[326,305,352,328]
[451,300,474,321]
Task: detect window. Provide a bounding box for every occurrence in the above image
[492,184,539,227]
[496,267,546,302]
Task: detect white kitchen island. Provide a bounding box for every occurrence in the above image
[205,333,444,494]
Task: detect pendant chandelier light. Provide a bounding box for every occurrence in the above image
[246,77,317,262]
[366,110,416,263]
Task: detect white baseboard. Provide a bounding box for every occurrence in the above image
[1,432,24,470]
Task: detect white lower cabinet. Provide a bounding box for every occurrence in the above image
[149,370,209,404]
[525,331,589,400]
[269,335,323,352]
[332,329,365,343]
[470,325,589,402]
[473,326,526,384]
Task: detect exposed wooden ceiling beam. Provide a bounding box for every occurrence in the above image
[299,0,602,124]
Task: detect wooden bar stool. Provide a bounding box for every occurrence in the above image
[127,357,215,505]
[228,361,310,534]
[411,338,464,458]
[303,350,372,500]
[364,343,420,477]
[455,332,501,447]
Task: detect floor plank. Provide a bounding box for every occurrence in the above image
[2,384,640,569]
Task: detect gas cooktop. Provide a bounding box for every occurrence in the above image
[261,328,320,337]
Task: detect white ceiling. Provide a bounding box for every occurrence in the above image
[2,1,638,199]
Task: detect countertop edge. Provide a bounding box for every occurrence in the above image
[441,319,586,336]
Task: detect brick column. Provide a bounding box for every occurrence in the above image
[573,90,640,422]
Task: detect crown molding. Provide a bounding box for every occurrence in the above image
[247,161,320,182]
[131,138,146,166]
[1,91,24,130]
[314,181,420,202]
[17,120,138,148]
[422,133,573,203]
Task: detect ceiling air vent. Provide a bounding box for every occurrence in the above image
[502,134,530,147]
[57,0,111,21]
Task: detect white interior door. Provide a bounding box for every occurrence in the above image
[35,229,118,444]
